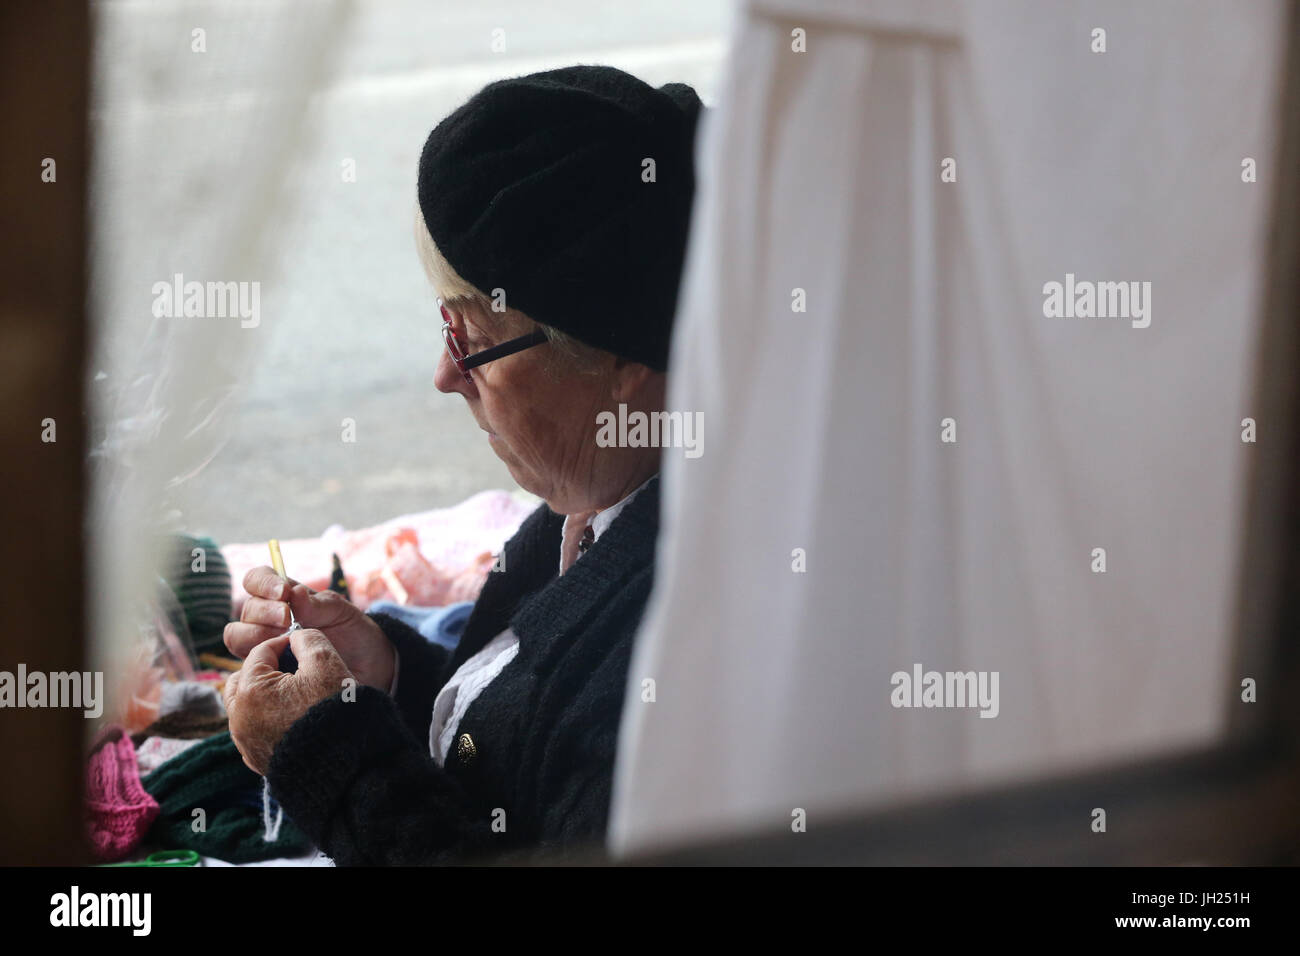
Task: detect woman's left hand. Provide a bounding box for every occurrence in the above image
[222,628,355,776]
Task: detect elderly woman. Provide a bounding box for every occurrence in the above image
[220,66,702,864]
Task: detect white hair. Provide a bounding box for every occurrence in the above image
[413,204,484,306]
[413,204,605,376]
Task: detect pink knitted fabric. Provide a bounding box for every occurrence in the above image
[85,726,160,862]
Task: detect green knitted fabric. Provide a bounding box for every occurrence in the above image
[142,731,310,863]
[163,534,233,658]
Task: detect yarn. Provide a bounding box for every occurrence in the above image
[130,711,228,746]
[366,600,473,652]
[142,731,309,863]
[261,777,285,843]
[159,680,225,719]
[134,735,204,776]
[163,534,234,658]
[85,726,160,862]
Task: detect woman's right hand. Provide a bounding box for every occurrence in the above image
[224,566,396,692]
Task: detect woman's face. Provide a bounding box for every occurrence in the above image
[433,300,621,514]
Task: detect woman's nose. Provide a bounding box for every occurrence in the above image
[433,347,472,396]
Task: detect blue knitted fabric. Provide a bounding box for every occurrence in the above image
[366,600,474,652]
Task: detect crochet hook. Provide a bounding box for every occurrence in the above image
[268,539,300,673]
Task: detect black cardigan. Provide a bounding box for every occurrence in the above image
[266,477,659,865]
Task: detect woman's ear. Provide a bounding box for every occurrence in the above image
[609,358,663,404]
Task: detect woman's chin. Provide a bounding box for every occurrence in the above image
[490,436,521,473]
[499,458,544,500]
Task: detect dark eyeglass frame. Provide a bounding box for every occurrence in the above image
[439,298,549,385]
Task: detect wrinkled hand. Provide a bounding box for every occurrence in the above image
[222,628,354,776]
[225,566,395,691]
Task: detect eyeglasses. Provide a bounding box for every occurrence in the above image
[439,298,549,385]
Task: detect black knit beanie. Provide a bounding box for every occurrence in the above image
[417,65,703,372]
